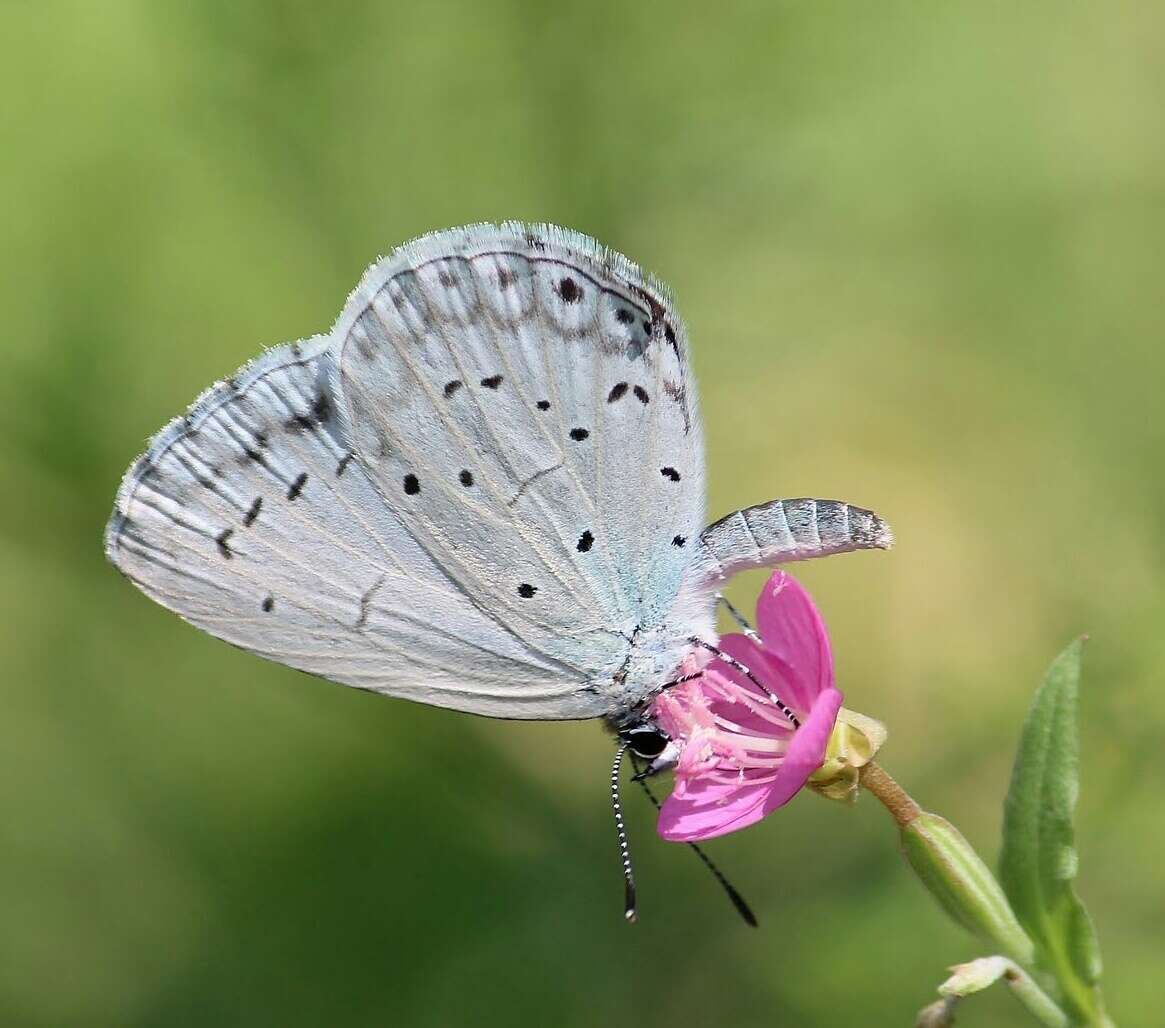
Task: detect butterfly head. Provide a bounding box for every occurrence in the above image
[619,720,681,777]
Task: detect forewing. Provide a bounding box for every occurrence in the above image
[332,224,706,675]
[105,336,597,719]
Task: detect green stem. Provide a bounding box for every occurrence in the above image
[1000,963,1072,1028]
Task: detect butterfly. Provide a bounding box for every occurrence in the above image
[106,223,890,920]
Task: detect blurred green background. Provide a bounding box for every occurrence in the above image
[2,2,1161,1025]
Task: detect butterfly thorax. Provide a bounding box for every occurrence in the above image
[600,593,716,726]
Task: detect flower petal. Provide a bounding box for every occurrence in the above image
[657,776,771,841]
[755,570,835,713]
[760,686,844,813]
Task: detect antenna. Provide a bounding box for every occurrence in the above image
[686,636,801,729]
[630,754,758,928]
[610,741,637,923]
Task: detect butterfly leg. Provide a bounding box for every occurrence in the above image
[687,637,800,728]
[715,592,760,642]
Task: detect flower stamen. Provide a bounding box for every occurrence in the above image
[687,636,802,728]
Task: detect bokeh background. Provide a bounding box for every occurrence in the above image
[2,3,1161,1025]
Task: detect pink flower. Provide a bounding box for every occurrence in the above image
[653,570,844,842]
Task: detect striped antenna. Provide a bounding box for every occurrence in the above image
[630,754,758,928]
[610,741,637,923]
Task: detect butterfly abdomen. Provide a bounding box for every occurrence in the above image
[689,498,893,586]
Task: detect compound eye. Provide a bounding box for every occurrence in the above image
[626,727,668,759]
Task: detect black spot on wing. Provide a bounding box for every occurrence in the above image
[240,438,267,466]
[336,452,354,476]
[616,308,635,325]
[569,428,589,442]
[216,528,234,558]
[286,412,315,433]
[312,393,332,423]
[660,466,681,482]
[444,379,463,398]
[607,382,629,403]
[403,473,420,495]
[287,473,308,500]
[577,530,594,552]
[557,277,582,303]
[481,374,503,389]
[536,400,551,411]
[261,595,274,612]
[459,469,474,487]
[633,386,650,405]
[517,583,537,598]
[243,497,263,527]
[672,535,686,547]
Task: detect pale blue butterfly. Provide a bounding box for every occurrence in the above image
[106,223,890,920]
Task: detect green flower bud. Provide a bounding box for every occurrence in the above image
[901,812,1035,966]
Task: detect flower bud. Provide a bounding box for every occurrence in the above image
[901,812,1035,966]
[807,707,888,803]
[926,956,1070,1027]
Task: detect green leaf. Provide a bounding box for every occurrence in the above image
[999,639,1109,1025]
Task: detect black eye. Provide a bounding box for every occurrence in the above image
[625,727,668,759]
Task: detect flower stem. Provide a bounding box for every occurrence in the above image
[1001,964,1073,1028]
[858,760,921,827]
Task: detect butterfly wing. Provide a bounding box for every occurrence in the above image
[106,224,707,719]
[332,224,706,679]
[105,335,597,718]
